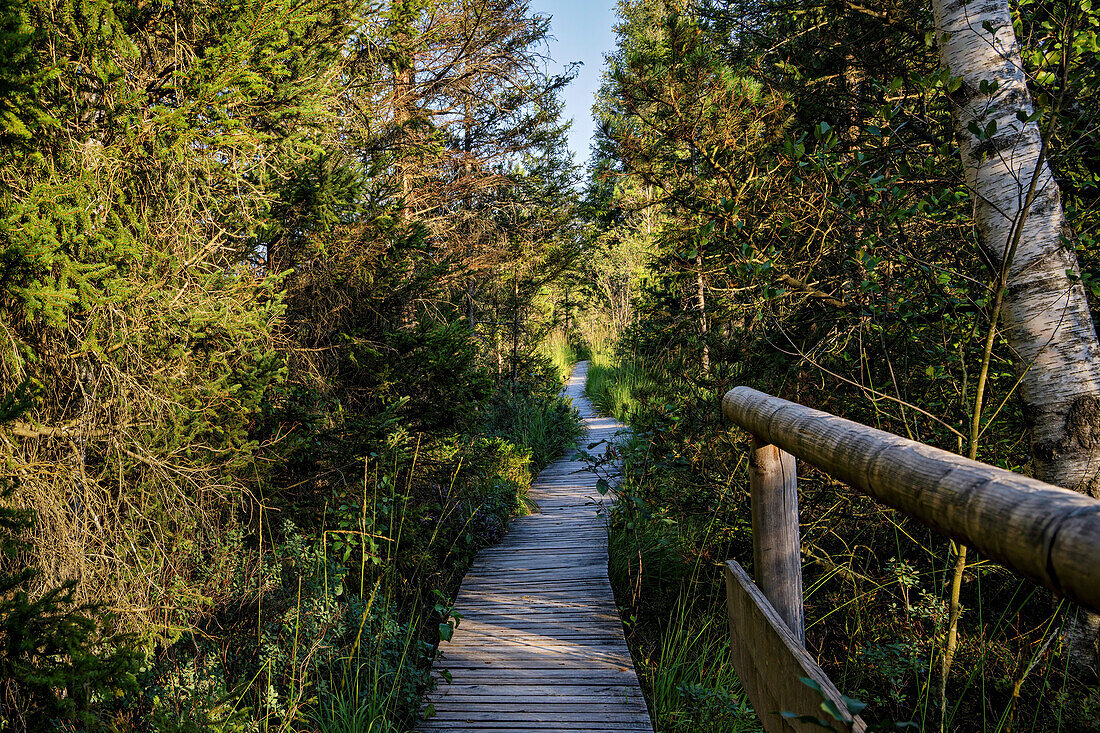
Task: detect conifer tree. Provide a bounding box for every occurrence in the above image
[0,0,360,629]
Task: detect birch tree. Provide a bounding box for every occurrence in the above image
[932,0,1100,498]
[932,0,1100,674]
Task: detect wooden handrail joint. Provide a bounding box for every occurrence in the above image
[720,385,1100,732]
[722,386,1100,615]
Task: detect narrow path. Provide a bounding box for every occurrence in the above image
[419,361,652,733]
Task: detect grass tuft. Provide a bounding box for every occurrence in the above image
[583,341,656,420]
[543,330,578,385]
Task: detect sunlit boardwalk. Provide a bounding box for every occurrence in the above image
[419,361,651,733]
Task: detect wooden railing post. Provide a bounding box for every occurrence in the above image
[749,436,805,644]
[722,385,1100,731]
[725,386,1100,615]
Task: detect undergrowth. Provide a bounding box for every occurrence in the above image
[0,346,583,732]
[586,338,1100,733]
[603,433,759,732]
[543,330,579,384]
[583,342,655,421]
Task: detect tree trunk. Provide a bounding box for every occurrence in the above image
[463,108,476,334]
[696,250,709,375]
[394,15,416,327]
[511,268,519,383]
[932,0,1100,673]
[466,279,476,331]
[932,0,1100,498]
[493,292,502,378]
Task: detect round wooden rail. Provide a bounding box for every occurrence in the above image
[723,386,1100,615]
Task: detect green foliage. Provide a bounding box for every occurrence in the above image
[583,342,657,422]
[647,599,758,733]
[783,677,919,732]
[156,524,349,725]
[0,0,586,729]
[387,323,492,433]
[586,0,1100,727]
[486,356,584,472]
[591,358,754,729]
[0,571,141,732]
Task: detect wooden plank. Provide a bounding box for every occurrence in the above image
[434,686,645,699]
[725,560,865,733]
[749,437,805,643]
[432,707,649,716]
[418,361,652,732]
[433,671,644,683]
[422,719,650,728]
[441,650,633,660]
[724,386,1100,613]
[448,637,629,647]
[435,689,647,699]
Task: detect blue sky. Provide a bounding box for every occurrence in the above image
[528,0,618,169]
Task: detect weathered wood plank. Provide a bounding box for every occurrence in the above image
[435,689,647,700]
[725,560,866,733]
[749,437,805,643]
[418,361,652,732]
[422,720,652,729]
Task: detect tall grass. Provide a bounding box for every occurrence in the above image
[138,363,585,732]
[606,498,761,732]
[486,384,585,472]
[310,435,530,732]
[311,366,585,730]
[582,341,657,420]
[648,601,760,733]
[603,424,761,733]
[312,592,428,733]
[543,330,578,384]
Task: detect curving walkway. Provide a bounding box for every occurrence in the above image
[419,361,652,732]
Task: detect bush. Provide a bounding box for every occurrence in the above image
[486,387,584,472]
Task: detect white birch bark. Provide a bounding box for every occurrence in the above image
[932,0,1100,498]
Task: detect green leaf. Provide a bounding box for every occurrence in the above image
[780,711,833,728]
[1016,109,1041,124]
[439,622,454,642]
[820,698,848,721]
[841,694,868,716]
[799,676,824,694]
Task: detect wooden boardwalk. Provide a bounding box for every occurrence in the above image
[420,361,652,733]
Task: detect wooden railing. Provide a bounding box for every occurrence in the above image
[721,386,1100,733]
